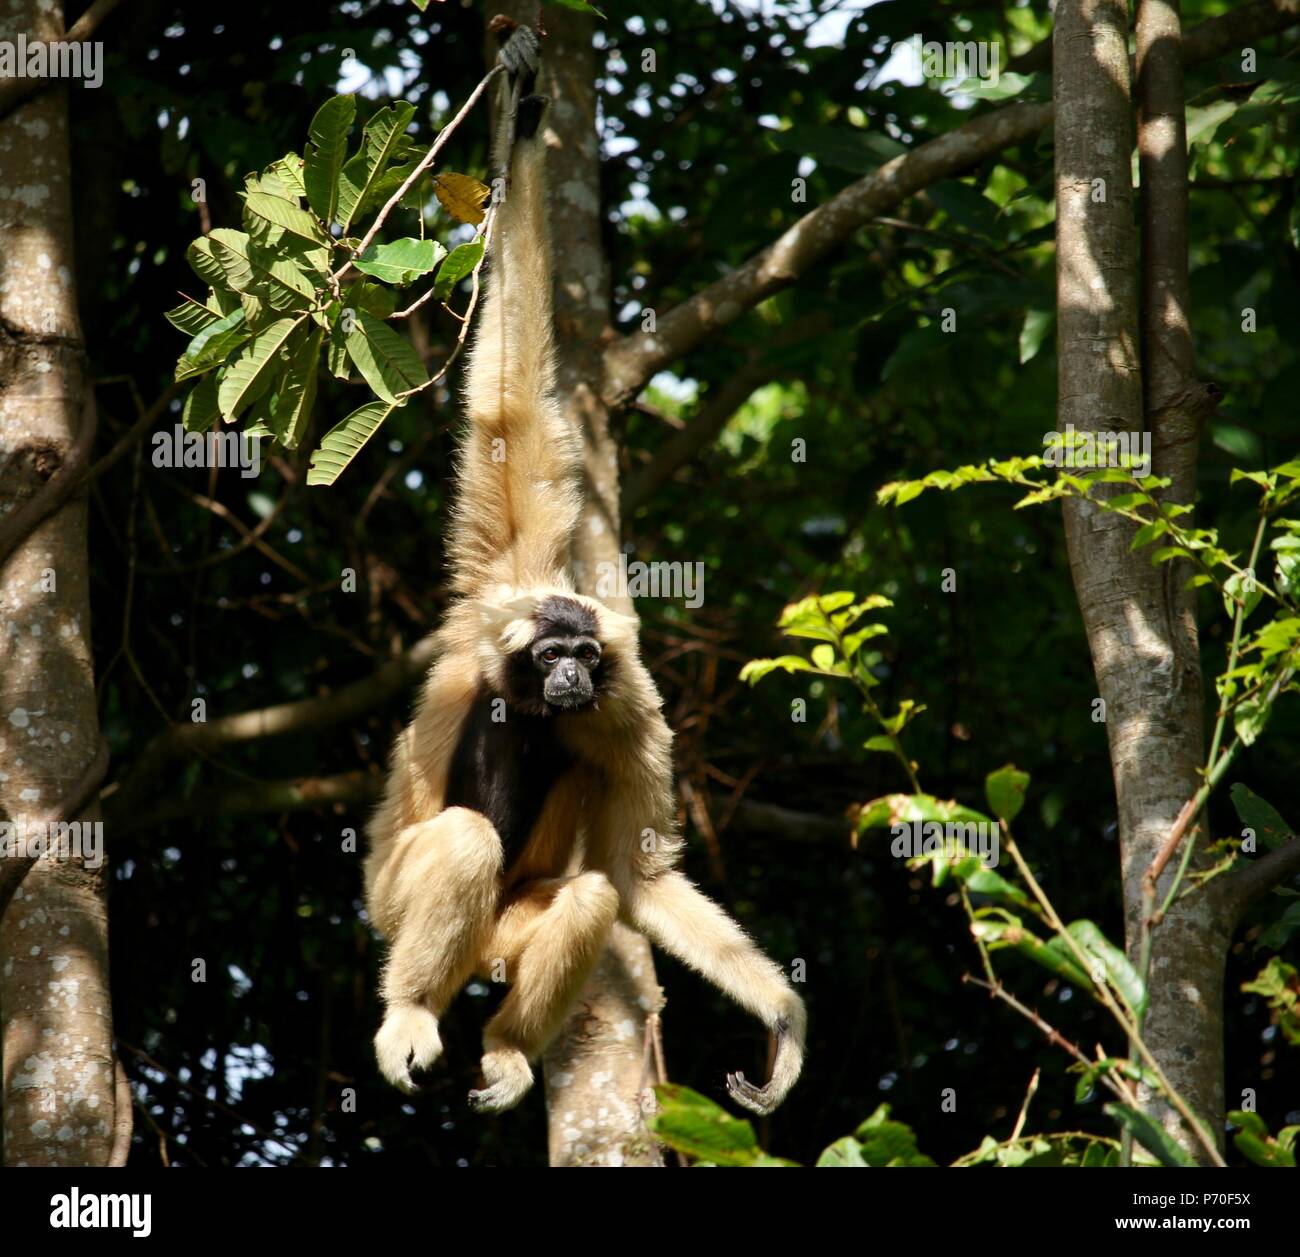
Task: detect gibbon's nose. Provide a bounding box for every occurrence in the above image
[559,660,579,686]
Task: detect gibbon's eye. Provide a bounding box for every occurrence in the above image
[578,645,599,665]
[540,648,560,665]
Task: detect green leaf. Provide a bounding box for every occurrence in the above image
[856,793,992,833]
[337,101,417,232]
[209,229,316,310]
[852,1105,936,1167]
[433,239,484,300]
[186,236,233,291]
[1069,920,1147,1017]
[815,1137,867,1167]
[768,124,907,175]
[548,0,606,16]
[304,95,356,225]
[1104,1104,1198,1167]
[165,299,220,337]
[217,318,303,422]
[344,309,428,403]
[270,152,307,201]
[739,655,816,684]
[181,376,220,434]
[306,399,399,486]
[1019,307,1053,364]
[1229,783,1293,851]
[354,237,446,286]
[268,326,323,449]
[242,190,331,248]
[985,764,1029,823]
[174,307,250,382]
[646,1085,792,1166]
[971,922,1094,989]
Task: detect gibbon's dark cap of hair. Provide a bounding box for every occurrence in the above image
[532,594,597,641]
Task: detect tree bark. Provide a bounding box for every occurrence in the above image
[1054,0,1220,1159]
[0,0,119,1165]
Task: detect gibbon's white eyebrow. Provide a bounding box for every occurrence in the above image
[363,22,804,1120]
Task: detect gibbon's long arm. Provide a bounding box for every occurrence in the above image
[448,35,582,600]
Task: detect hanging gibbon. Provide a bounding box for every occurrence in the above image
[363,24,805,1116]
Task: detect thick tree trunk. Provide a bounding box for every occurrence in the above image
[1054,0,1221,1159]
[491,3,666,1166]
[0,0,119,1165]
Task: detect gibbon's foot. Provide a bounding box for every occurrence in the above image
[375,1004,442,1093]
[497,24,539,83]
[468,1047,533,1113]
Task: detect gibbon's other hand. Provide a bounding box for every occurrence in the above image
[725,1008,804,1116]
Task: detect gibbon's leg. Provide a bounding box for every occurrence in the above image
[618,869,807,1116]
[469,872,619,1113]
[373,807,504,1092]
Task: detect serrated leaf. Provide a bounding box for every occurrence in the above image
[432,172,490,225]
[738,655,815,684]
[355,237,445,285]
[243,191,331,248]
[306,399,399,486]
[337,101,417,232]
[433,238,484,300]
[217,318,303,422]
[344,309,428,403]
[304,94,356,225]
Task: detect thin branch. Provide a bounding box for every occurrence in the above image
[339,64,504,279]
[102,637,437,824]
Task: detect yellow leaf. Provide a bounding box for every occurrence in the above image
[433,173,490,225]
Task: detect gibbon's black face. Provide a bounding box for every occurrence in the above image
[510,595,605,714]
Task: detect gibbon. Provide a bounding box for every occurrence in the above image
[363,24,805,1116]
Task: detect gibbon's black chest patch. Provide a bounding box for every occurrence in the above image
[444,686,573,871]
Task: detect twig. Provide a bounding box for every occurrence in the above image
[340,64,505,278]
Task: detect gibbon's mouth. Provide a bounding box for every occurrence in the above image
[546,691,596,713]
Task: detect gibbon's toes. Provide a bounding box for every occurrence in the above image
[726,1070,781,1117]
[375,1005,442,1092]
[469,1049,533,1113]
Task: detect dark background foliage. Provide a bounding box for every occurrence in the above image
[78,0,1299,1165]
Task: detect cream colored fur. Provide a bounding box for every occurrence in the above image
[364,50,805,1117]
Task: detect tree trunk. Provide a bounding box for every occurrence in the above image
[490,2,666,1166]
[0,0,120,1166]
[1054,0,1221,1159]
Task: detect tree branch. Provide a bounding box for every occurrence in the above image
[603,0,1300,405]
[102,637,437,824]
[1221,839,1300,924]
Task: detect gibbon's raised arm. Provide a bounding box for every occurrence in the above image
[448,38,582,600]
